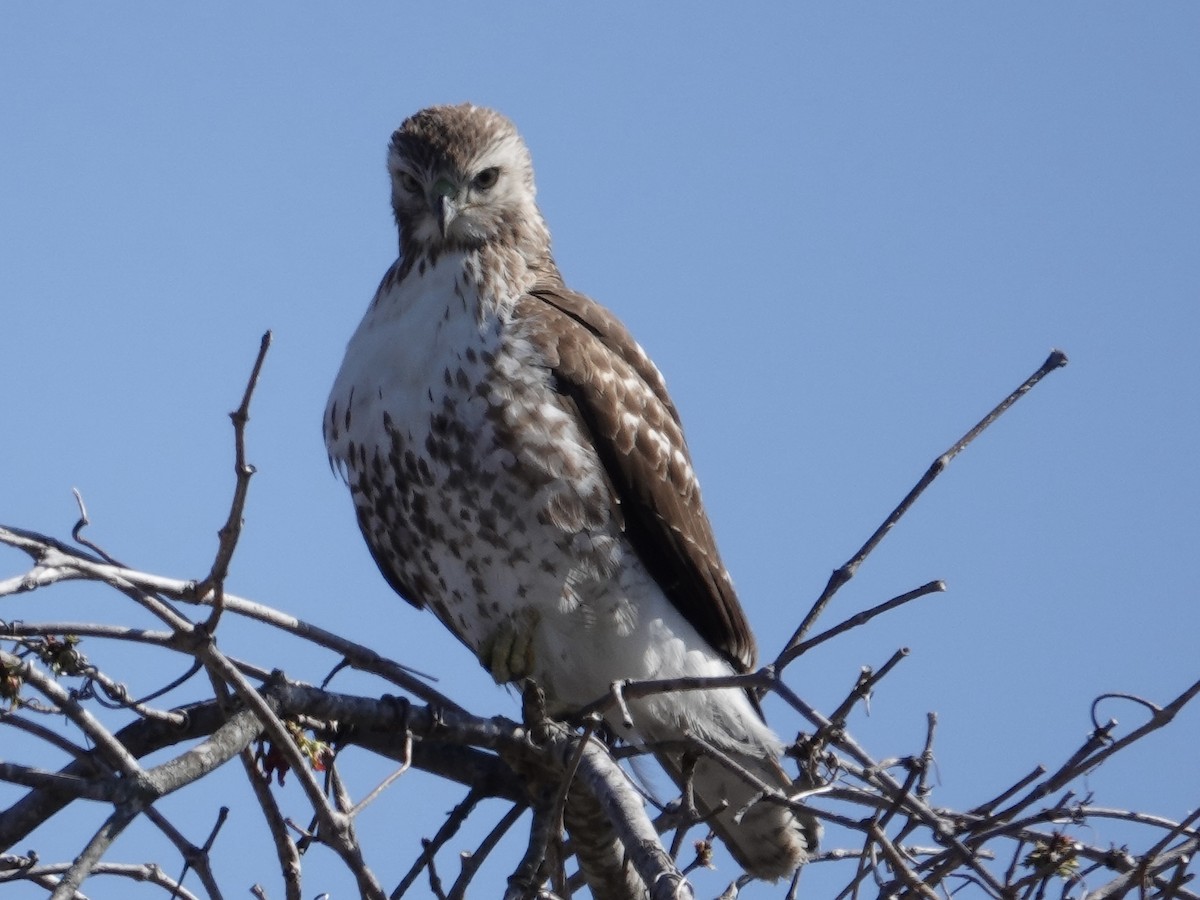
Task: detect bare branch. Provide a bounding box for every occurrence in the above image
[445,802,528,900]
[784,581,946,659]
[238,744,303,900]
[0,526,459,710]
[571,732,693,900]
[50,803,140,900]
[1,649,147,777]
[159,804,228,900]
[823,648,910,731]
[194,329,273,623]
[0,857,203,899]
[9,341,1198,900]
[392,788,485,899]
[774,349,1069,671]
[70,487,126,568]
[994,676,1200,823]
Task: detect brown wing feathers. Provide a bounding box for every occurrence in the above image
[522,282,758,674]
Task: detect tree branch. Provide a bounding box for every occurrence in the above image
[774,349,1068,671]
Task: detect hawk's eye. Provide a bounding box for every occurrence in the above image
[472,167,500,191]
[396,171,421,194]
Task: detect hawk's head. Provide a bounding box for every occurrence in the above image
[388,104,549,259]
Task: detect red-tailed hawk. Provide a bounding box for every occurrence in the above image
[324,103,818,881]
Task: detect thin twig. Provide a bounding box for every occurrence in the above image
[507,803,555,900]
[70,488,125,567]
[916,712,938,801]
[392,789,485,900]
[869,821,943,900]
[549,713,601,836]
[824,649,910,730]
[351,733,413,818]
[0,527,457,710]
[668,754,702,862]
[1129,807,1200,898]
[994,678,1200,823]
[775,349,1068,671]
[208,665,386,900]
[196,330,272,632]
[1,859,203,900]
[585,669,773,723]
[0,650,146,776]
[785,581,946,659]
[971,766,1048,818]
[164,805,228,900]
[238,745,302,900]
[49,803,140,900]
[449,803,529,900]
[775,678,1011,895]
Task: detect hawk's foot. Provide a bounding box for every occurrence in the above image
[479,608,540,684]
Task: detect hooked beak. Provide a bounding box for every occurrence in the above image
[431,177,458,238]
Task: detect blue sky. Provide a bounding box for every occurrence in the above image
[2,5,1198,898]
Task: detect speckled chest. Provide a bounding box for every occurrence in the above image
[325,254,614,648]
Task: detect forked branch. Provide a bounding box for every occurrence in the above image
[774,348,1068,672]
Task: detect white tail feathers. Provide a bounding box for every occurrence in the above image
[691,749,817,880]
[622,686,821,882]
[656,744,818,881]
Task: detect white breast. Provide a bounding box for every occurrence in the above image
[326,255,502,472]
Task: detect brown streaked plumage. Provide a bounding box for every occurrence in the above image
[325,103,818,881]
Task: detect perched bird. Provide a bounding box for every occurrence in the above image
[324,103,818,880]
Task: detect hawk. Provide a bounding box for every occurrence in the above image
[324,103,818,881]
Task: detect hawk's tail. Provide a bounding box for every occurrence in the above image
[607,659,819,879]
[656,744,820,882]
